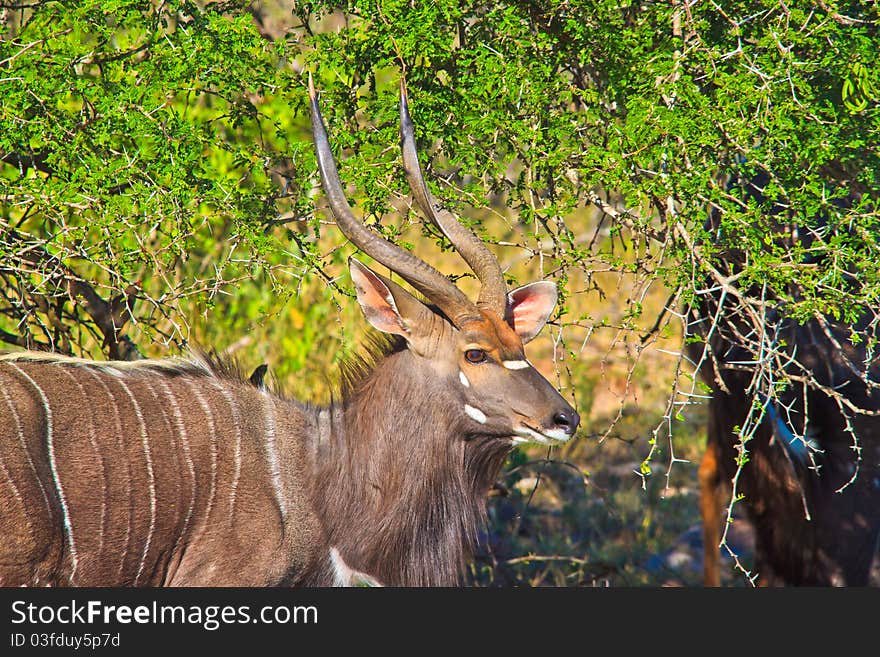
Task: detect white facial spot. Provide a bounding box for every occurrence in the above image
[459,371,470,388]
[464,404,487,424]
[502,360,531,370]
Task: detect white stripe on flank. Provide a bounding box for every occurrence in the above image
[0,382,50,536]
[502,360,531,370]
[185,381,218,526]
[158,380,196,561]
[0,387,34,544]
[115,377,156,586]
[7,363,79,583]
[212,381,242,520]
[56,367,108,565]
[464,404,487,424]
[317,409,331,448]
[261,393,286,521]
[83,370,133,580]
[459,371,470,388]
[0,450,28,529]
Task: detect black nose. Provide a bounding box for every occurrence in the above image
[551,408,580,436]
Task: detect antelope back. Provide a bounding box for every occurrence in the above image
[0,354,327,586]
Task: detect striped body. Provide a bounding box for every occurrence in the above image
[0,354,328,587]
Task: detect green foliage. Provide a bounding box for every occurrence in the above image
[3,1,301,346]
[285,1,880,361]
[2,0,879,585]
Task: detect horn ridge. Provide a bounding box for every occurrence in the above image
[308,73,477,326]
[398,78,508,315]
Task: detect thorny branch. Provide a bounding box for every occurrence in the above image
[0,227,143,360]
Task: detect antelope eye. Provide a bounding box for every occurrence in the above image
[464,349,488,364]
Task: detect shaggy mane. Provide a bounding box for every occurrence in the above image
[0,349,211,378]
[0,347,269,386]
[1,335,407,404]
[337,331,406,402]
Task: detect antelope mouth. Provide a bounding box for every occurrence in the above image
[511,424,572,446]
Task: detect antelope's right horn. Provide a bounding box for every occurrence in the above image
[399,79,508,316]
[309,74,479,327]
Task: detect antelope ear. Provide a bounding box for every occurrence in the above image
[505,281,558,344]
[349,257,434,341]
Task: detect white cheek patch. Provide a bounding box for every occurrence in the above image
[502,360,531,370]
[459,371,470,388]
[464,404,487,424]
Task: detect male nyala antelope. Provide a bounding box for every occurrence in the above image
[0,77,579,587]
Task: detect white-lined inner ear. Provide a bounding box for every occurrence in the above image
[506,281,558,344]
[349,260,407,336]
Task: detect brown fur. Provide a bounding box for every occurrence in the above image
[688,172,880,586]
[311,345,513,586]
[692,321,880,585]
[0,319,572,587]
[0,353,332,586]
